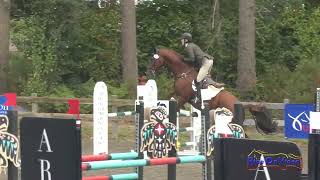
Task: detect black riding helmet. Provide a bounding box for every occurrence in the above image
[181,32,192,42]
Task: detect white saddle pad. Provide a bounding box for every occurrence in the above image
[201,85,224,100]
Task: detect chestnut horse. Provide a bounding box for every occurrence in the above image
[148,48,277,134]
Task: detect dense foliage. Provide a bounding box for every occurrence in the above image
[7,0,320,104]
[10,0,122,97]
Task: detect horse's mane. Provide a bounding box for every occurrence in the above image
[159,48,183,59]
[159,48,194,67]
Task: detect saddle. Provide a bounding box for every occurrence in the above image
[191,76,225,104]
[200,76,225,89]
[192,76,225,91]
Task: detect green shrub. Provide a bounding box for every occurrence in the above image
[152,73,175,100]
[252,55,320,103]
[44,85,76,113]
[7,52,32,93]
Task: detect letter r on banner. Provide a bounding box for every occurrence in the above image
[39,159,51,180]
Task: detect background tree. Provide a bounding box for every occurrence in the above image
[237,0,256,98]
[0,0,10,93]
[121,0,138,96]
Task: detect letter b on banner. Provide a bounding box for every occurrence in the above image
[20,117,81,180]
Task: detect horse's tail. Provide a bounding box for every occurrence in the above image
[248,104,278,134]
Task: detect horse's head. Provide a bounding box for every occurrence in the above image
[148,48,166,77]
[147,47,192,78]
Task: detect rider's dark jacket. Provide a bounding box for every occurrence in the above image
[182,43,213,68]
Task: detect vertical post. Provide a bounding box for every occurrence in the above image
[93,82,108,155]
[234,103,245,125]
[201,103,211,180]
[31,93,38,113]
[283,99,290,104]
[168,99,177,180]
[111,104,118,140]
[136,101,144,180]
[308,134,320,180]
[191,110,195,152]
[316,88,320,112]
[7,111,18,180]
[76,119,82,180]
[309,89,320,180]
[192,106,201,152]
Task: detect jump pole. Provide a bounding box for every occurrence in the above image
[81,152,139,162]
[82,173,138,180]
[82,155,206,170]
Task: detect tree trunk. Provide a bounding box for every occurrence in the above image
[0,0,10,93]
[120,0,138,97]
[211,0,220,30]
[236,0,256,98]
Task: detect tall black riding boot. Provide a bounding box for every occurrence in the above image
[195,80,202,102]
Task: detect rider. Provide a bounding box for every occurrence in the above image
[180,32,225,101]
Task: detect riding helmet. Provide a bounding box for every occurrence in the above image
[181,32,192,42]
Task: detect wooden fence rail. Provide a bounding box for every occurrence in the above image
[17,96,133,105]
[241,99,289,110]
[15,94,289,125]
[17,93,135,114]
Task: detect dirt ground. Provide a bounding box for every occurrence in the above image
[1,116,309,180]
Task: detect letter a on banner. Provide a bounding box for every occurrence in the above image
[254,154,271,180]
[38,129,53,152]
[93,82,108,155]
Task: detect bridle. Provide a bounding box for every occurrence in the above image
[149,53,162,77]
